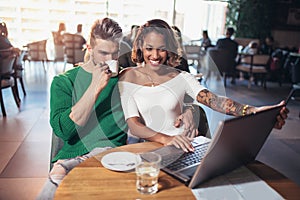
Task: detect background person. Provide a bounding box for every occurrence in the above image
[52,22,66,45]
[118,25,139,68]
[0,21,20,55]
[200,30,212,50]
[213,27,239,84]
[216,27,238,59]
[260,35,275,55]
[74,23,87,49]
[171,25,190,73]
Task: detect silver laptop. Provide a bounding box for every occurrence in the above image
[151,104,283,188]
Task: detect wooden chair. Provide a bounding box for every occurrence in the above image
[25,39,48,71]
[0,50,20,116]
[13,50,27,96]
[53,44,64,63]
[236,54,270,89]
[52,32,65,66]
[194,105,210,137]
[288,58,300,117]
[183,93,210,138]
[184,45,203,69]
[63,33,86,71]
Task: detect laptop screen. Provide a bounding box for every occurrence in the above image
[188,104,283,188]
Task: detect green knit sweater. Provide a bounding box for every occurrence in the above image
[50,67,127,162]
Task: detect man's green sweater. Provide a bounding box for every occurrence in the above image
[50,67,127,162]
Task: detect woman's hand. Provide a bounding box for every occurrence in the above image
[174,108,199,138]
[274,105,289,129]
[164,134,194,152]
[254,101,289,130]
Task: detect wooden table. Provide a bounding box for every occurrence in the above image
[55,142,300,200]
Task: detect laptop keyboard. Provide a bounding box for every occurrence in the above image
[164,142,210,171]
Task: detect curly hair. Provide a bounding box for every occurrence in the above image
[89,18,123,48]
[131,19,182,67]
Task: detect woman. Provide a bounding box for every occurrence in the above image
[200,30,212,50]
[171,25,190,72]
[118,19,288,152]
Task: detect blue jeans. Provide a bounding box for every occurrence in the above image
[36,147,111,200]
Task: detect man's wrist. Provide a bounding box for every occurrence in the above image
[184,104,196,113]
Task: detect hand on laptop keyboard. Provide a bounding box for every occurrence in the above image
[165,135,194,152]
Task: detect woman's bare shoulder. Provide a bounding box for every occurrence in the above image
[165,66,181,78]
[119,67,142,82]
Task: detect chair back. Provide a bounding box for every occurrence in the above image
[14,50,27,70]
[234,38,260,49]
[207,48,236,74]
[184,45,202,59]
[253,55,270,66]
[54,44,64,61]
[0,48,14,59]
[52,31,65,62]
[0,51,16,76]
[26,40,48,61]
[50,132,64,170]
[291,59,300,83]
[0,52,18,116]
[196,106,210,137]
[241,54,270,66]
[63,33,85,65]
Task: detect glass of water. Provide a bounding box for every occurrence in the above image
[135,152,161,195]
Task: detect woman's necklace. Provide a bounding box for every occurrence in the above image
[144,73,156,87]
[138,69,157,87]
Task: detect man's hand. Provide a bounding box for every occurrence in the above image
[91,62,112,93]
[174,108,199,138]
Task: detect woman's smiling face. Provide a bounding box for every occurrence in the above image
[142,31,168,69]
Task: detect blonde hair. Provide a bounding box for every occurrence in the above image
[89,18,122,48]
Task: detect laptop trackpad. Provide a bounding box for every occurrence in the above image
[179,165,197,177]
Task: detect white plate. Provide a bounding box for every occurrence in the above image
[101,152,141,172]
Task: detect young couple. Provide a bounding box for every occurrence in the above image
[37,17,288,199]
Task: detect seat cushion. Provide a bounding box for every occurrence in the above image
[1,77,14,88]
[236,64,267,73]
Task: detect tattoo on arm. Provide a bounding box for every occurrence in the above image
[196,89,245,116]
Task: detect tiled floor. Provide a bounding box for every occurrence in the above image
[0,62,299,200]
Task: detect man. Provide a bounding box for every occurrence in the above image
[215,27,239,84]
[216,27,238,56]
[118,25,139,68]
[37,17,125,200]
[36,18,196,199]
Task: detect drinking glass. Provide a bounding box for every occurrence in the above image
[135,152,161,195]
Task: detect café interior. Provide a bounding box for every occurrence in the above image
[0,0,300,199]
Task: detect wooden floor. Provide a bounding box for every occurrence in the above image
[0,62,299,200]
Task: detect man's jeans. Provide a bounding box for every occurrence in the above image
[36,147,111,200]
